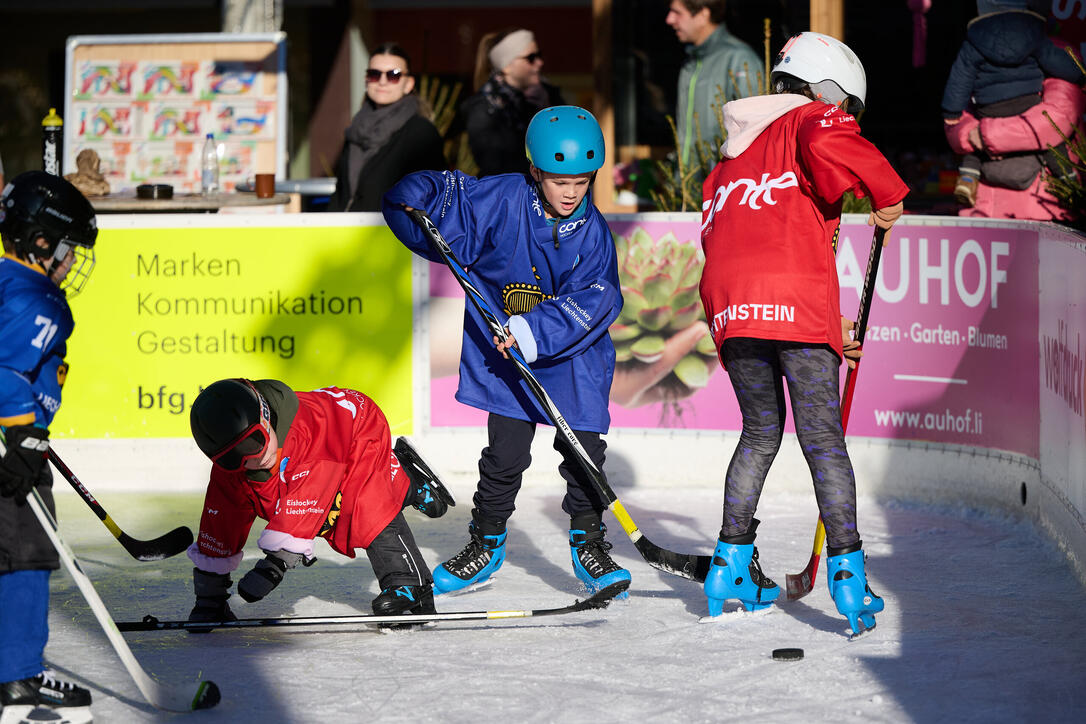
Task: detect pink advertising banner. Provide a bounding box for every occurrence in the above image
[1038,235,1086,512]
[425,217,1041,459]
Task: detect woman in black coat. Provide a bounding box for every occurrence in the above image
[329,43,446,211]
[459,28,564,177]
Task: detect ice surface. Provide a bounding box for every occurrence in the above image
[40,486,1086,723]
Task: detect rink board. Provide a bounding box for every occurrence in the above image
[49,212,1086,585]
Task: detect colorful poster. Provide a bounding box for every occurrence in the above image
[204,60,263,98]
[146,102,207,140]
[54,221,415,439]
[74,103,136,141]
[129,141,196,184]
[74,61,137,100]
[211,100,275,139]
[138,61,199,98]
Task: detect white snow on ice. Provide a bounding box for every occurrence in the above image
[37,484,1086,723]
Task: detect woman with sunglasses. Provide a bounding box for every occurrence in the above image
[185,378,455,624]
[328,42,446,212]
[458,28,564,176]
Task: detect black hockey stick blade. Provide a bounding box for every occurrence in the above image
[405,208,711,582]
[117,581,630,632]
[116,526,195,562]
[633,537,711,581]
[47,447,194,561]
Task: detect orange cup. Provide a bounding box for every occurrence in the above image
[254,173,275,198]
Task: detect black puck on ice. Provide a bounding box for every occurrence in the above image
[772,647,804,661]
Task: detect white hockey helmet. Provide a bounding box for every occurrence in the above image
[770,32,867,114]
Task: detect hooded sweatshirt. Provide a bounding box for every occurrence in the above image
[699,95,908,360]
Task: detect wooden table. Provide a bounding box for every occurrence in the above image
[89,192,292,213]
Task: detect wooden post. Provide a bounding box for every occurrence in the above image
[764,17,771,94]
[809,0,844,40]
[592,0,634,213]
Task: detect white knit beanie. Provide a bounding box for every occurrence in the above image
[488,29,535,72]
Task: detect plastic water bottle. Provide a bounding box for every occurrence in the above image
[42,108,63,176]
[200,133,219,194]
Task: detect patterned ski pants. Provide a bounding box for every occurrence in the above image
[720,338,860,549]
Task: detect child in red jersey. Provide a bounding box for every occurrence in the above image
[186,378,453,624]
[698,32,907,636]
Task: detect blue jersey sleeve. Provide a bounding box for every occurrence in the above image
[0,265,74,426]
[382,170,491,266]
[518,212,623,364]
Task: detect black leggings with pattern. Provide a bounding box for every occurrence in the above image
[720,337,860,549]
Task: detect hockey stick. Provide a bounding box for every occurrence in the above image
[0,429,193,560]
[47,446,194,561]
[117,580,629,632]
[406,208,711,581]
[785,225,887,601]
[21,486,220,710]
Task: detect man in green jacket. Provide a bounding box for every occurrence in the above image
[666,0,763,170]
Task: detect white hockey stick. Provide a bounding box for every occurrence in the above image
[24,487,220,711]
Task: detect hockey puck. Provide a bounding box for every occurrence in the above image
[771,647,804,661]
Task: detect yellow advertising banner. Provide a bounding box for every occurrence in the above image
[53,219,414,438]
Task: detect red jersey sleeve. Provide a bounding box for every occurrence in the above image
[797,108,909,208]
[189,467,259,573]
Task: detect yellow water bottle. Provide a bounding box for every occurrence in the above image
[42,107,63,176]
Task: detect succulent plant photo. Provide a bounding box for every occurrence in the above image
[610,227,717,404]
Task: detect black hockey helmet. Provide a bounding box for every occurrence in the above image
[190,379,273,471]
[0,171,98,295]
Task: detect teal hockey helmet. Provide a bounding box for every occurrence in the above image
[525,106,605,174]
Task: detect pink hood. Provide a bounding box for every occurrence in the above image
[720,95,815,159]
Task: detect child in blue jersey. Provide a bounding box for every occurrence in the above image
[0,172,98,716]
[382,106,630,597]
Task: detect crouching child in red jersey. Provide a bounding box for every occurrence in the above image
[698,32,908,635]
[185,378,454,624]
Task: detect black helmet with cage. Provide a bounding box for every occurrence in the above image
[0,170,98,295]
[190,378,274,471]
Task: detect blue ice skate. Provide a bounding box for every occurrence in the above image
[826,545,884,637]
[569,513,631,599]
[432,518,506,594]
[704,525,779,616]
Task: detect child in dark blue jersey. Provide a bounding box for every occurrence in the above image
[382,106,630,597]
[0,172,98,717]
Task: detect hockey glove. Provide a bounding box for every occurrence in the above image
[0,425,50,499]
[188,568,237,633]
[237,550,308,603]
